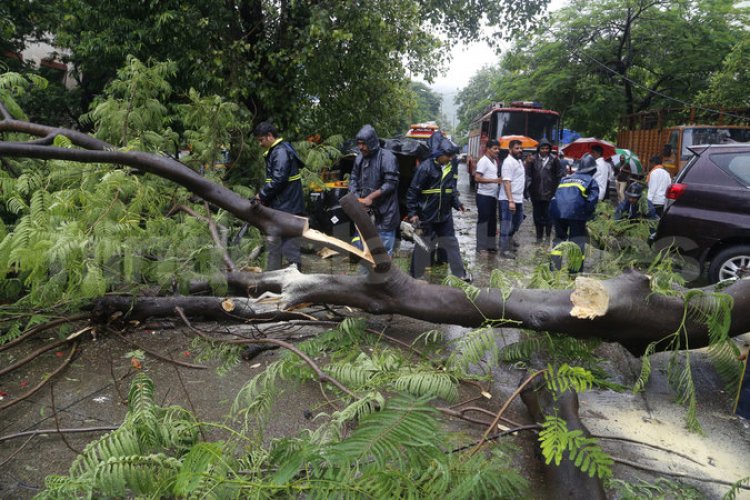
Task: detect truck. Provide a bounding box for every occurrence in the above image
[617,107,750,176]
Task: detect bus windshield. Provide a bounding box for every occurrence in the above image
[493,110,559,143]
[682,127,750,160]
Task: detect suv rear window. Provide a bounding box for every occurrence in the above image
[709,152,750,185]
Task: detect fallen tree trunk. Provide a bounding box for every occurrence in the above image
[101,264,750,355]
[2,106,750,355]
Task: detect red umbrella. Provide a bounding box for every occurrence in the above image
[561,137,617,160]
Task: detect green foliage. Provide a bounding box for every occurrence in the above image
[0,70,264,327]
[178,88,250,169]
[45,0,550,139]
[587,202,655,271]
[455,0,748,138]
[543,363,596,396]
[39,371,528,499]
[447,326,499,373]
[37,373,199,499]
[697,35,750,108]
[539,416,613,479]
[82,56,178,151]
[633,288,736,432]
[550,241,584,274]
[723,476,750,500]
[0,71,48,120]
[608,477,703,499]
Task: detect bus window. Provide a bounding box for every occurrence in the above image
[494,111,526,138]
[527,112,559,144]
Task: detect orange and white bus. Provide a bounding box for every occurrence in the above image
[466,101,560,186]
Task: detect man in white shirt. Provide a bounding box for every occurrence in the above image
[474,139,501,253]
[647,155,671,216]
[590,145,610,202]
[498,140,526,258]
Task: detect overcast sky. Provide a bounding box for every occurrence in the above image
[423,0,569,126]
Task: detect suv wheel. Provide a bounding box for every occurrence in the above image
[708,245,750,283]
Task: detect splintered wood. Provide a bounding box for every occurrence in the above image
[569,277,609,319]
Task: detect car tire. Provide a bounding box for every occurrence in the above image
[708,245,750,283]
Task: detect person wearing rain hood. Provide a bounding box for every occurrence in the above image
[548,153,600,272]
[527,138,564,244]
[406,131,471,282]
[254,121,305,271]
[349,125,400,256]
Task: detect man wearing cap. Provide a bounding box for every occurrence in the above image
[349,124,400,256]
[615,182,657,221]
[254,121,305,271]
[406,132,470,282]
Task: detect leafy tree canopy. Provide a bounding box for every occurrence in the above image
[455,0,748,139]
[14,0,551,139]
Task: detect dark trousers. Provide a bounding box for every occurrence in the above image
[410,217,466,279]
[476,193,498,251]
[531,200,553,240]
[551,219,588,272]
[266,235,301,271]
[499,200,524,252]
[654,205,664,217]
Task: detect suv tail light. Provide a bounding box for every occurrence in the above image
[665,183,687,200]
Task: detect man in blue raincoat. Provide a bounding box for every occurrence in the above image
[549,153,600,272]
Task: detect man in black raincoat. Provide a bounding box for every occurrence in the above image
[254,121,305,271]
[349,124,400,256]
[406,132,470,282]
[528,138,564,243]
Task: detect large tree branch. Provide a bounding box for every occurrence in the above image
[135,266,750,355]
[0,107,373,263]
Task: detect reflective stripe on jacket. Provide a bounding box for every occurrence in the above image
[406,159,461,223]
[549,172,599,221]
[258,139,305,215]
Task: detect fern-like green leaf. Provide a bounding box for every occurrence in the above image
[393,371,458,403]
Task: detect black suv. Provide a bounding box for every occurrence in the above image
[653,144,750,283]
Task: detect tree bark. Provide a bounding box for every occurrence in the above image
[521,384,607,499]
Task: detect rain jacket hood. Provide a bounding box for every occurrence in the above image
[577,153,598,175]
[427,131,459,159]
[537,138,553,153]
[356,124,380,153]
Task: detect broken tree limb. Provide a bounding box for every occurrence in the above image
[188,267,750,355]
[89,295,318,323]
